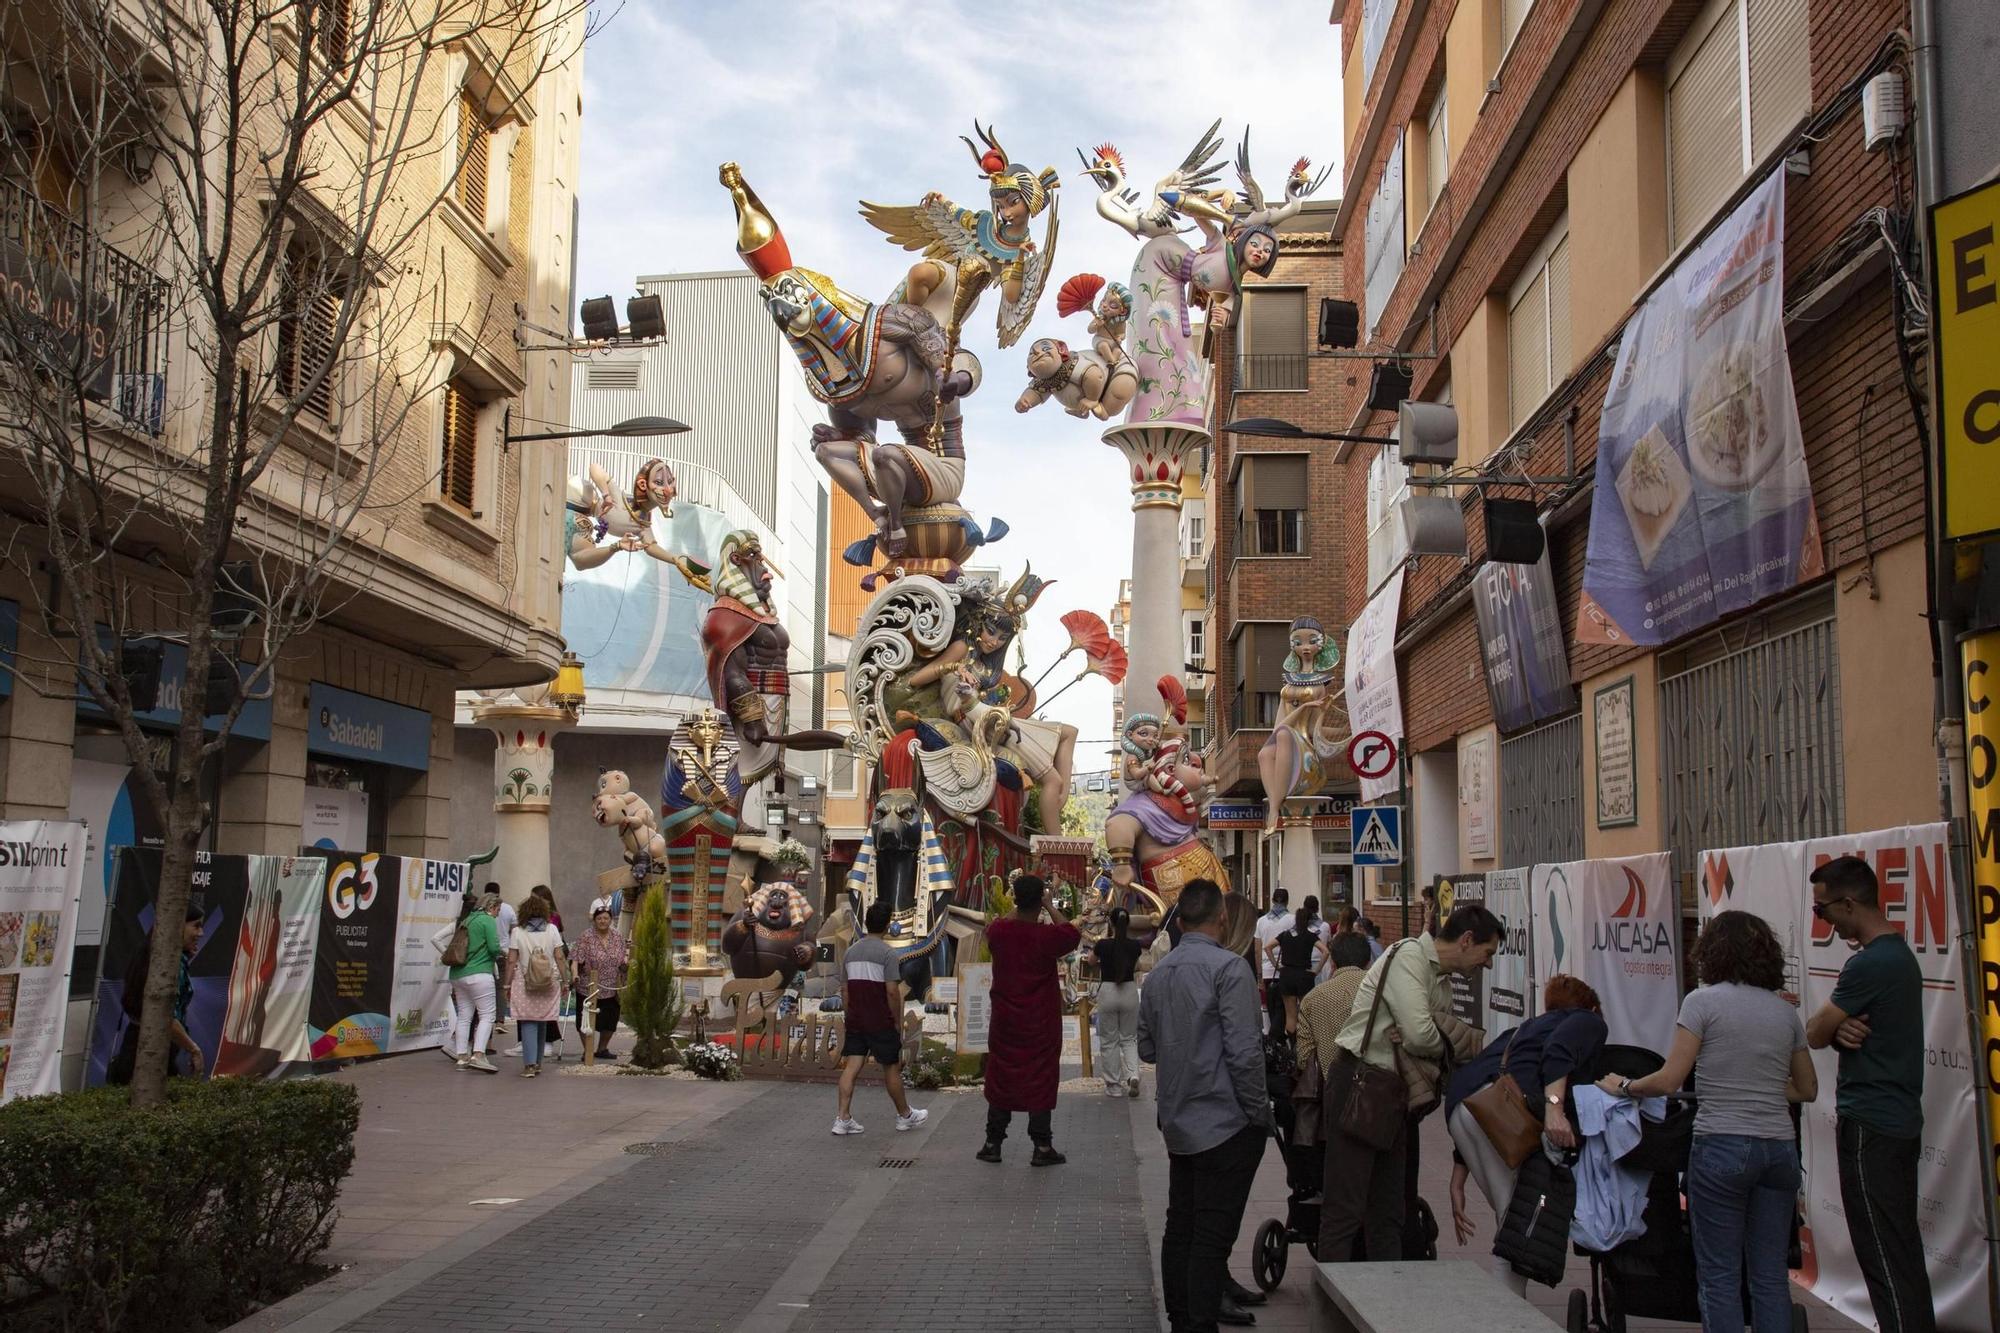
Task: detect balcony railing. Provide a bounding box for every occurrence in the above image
[0,177,170,434]
[1238,353,1308,391]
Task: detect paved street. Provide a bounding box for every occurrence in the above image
[236,1047,1866,1333]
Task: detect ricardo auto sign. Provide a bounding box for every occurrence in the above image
[1932,176,2000,540]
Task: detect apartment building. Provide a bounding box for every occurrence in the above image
[1331,0,1934,917]
[1202,200,1353,904]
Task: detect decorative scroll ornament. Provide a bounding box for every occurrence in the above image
[845,574,963,756]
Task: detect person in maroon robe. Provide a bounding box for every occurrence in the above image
[976,875,1081,1166]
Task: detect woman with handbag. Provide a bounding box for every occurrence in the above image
[1262,905,1330,1038]
[1597,911,1817,1333]
[1318,905,1503,1264]
[1444,975,1608,1293]
[570,906,630,1061]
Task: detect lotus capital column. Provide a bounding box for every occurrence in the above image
[1104,421,1209,718]
[470,688,576,905]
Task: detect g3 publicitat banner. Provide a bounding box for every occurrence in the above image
[1578,171,1824,646]
[308,849,466,1059]
[1698,824,1986,1332]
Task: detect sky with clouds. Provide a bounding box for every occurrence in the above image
[573,0,1344,749]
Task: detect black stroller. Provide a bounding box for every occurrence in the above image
[1250,1035,1438,1291]
[1565,1046,1808,1333]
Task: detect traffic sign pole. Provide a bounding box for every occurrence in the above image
[1400,744,1411,940]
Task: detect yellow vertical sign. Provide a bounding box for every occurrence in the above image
[1962,632,2000,1221]
[1934,179,2000,539]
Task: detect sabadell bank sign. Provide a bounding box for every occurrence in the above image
[306,683,432,772]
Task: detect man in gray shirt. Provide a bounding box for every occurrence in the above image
[1139,879,1272,1332]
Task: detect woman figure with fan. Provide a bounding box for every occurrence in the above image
[1257,617,1347,834]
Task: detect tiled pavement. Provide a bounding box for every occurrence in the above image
[238,1041,1869,1333]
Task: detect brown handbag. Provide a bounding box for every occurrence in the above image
[1332,943,1413,1152]
[1463,1025,1545,1169]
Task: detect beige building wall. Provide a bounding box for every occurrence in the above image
[1448,296,1510,469]
[1566,68,1669,362]
[1581,655,1665,863]
[1837,538,1939,834]
[1444,1,1498,166]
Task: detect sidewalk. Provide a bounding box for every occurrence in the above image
[239,1047,1870,1332]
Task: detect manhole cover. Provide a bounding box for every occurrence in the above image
[625,1142,677,1156]
[878,1157,916,1169]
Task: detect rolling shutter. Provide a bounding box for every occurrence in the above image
[441,379,479,509]
[1747,0,1810,160]
[277,244,339,421]
[1507,268,1548,429]
[1545,235,1572,383]
[457,88,489,219]
[1668,3,1744,246]
[1253,454,1308,511]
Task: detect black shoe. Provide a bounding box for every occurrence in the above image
[976,1141,1003,1163]
[1223,1277,1267,1307]
[1217,1296,1257,1326]
[1030,1144,1066,1167]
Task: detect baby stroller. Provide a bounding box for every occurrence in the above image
[1564,1046,1807,1333]
[1250,1036,1438,1291]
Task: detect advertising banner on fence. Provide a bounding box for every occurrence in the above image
[0,820,85,1103]
[309,850,398,1058]
[1483,867,1536,1039]
[1435,875,1488,1028]
[212,857,324,1079]
[92,849,252,1084]
[1345,566,1406,802]
[386,856,469,1053]
[1528,852,1676,1053]
[1578,171,1823,646]
[1697,824,1986,1332]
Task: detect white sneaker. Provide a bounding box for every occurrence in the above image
[504,1044,523,1057]
[465,1054,499,1074]
[831,1117,865,1135]
[1104,1082,1125,1098]
[895,1108,930,1131]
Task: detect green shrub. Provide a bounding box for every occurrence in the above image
[0,1077,359,1331]
[624,884,683,1069]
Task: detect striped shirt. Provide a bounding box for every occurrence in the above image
[843,936,898,1034]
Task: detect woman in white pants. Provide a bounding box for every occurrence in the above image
[1445,975,1607,1293]
[449,893,504,1073]
[1091,909,1145,1097]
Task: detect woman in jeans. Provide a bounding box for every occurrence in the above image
[504,897,569,1077]
[450,893,502,1073]
[1445,975,1608,1294]
[570,906,629,1061]
[1600,911,1817,1333]
[1092,908,1144,1098]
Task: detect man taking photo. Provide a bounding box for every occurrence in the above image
[1805,855,1935,1333]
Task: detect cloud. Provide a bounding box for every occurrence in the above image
[574,0,1343,742]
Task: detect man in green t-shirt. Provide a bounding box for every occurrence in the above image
[1804,855,1935,1333]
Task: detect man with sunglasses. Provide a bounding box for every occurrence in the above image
[1804,855,1935,1333]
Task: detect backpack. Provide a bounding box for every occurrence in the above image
[523,931,557,991]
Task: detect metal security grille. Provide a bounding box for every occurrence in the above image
[1500,713,1583,868]
[1661,614,1843,887]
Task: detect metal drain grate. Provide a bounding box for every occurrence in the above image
[624,1142,677,1156]
[877,1157,917,1169]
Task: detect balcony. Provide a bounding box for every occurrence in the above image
[1237,353,1308,392]
[0,177,169,435]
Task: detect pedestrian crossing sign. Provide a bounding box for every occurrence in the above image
[1350,804,1403,867]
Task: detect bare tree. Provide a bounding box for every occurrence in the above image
[0,0,601,1104]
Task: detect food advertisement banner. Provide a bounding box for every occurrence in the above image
[1578,171,1823,646]
[1697,824,1987,1332]
[0,821,85,1103]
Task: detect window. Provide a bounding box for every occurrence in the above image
[456,87,490,220]
[1233,623,1289,731]
[1422,85,1449,217]
[1501,0,1535,52]
[275,239,341,421]
[1666,0,1810,246]
[440,376,481,510]
[1506,220,1570,428]
[1185,612,1205,668]
[829,750,858,798]
[1238,286,1307,390]
[1236,454,1307,556]
[1364,135,1407,335]
[314,0,351,68]
[1361,0,1394,85]
[1182,511,1205,561]
[1188,725,1206,753]
[1365,440,1409,592]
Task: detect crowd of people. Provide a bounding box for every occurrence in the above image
[437,882,629,1077]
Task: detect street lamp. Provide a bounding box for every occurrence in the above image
[502,412,692,447]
